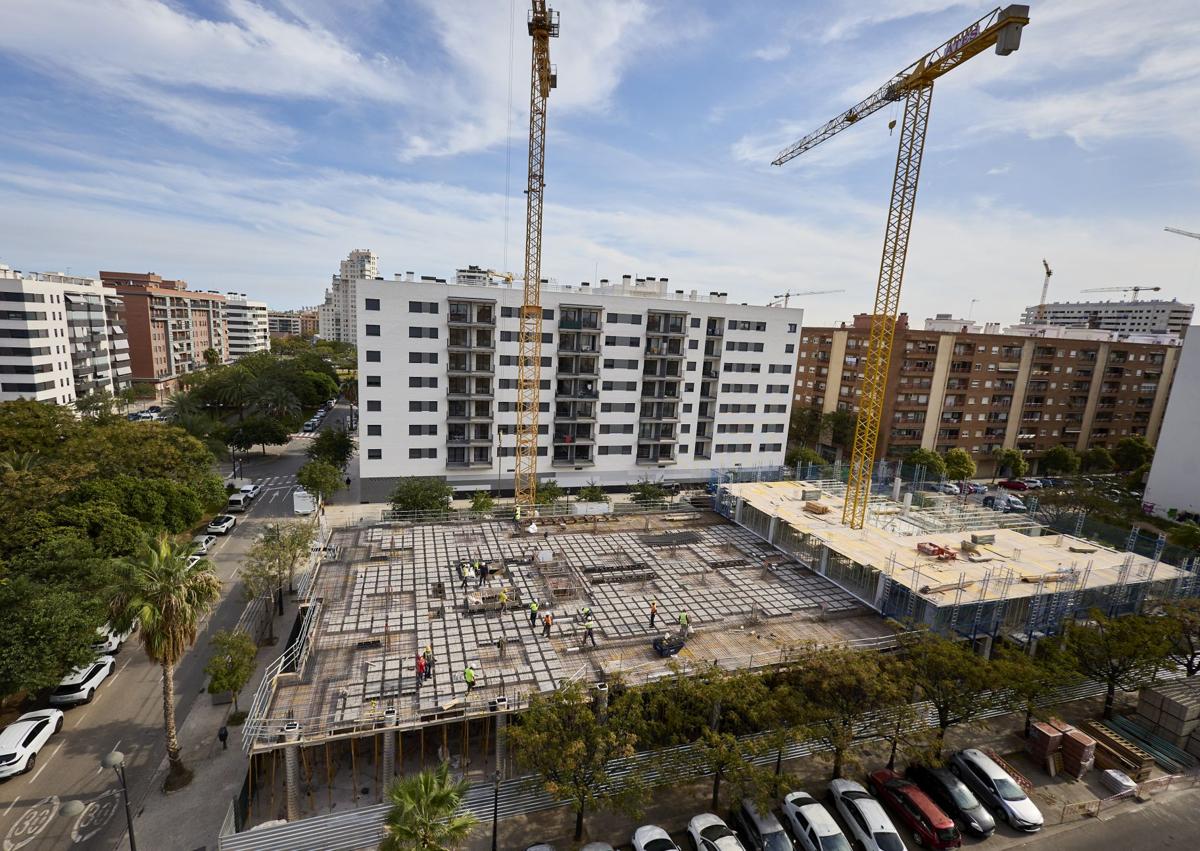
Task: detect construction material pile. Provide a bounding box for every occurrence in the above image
[1134,680,1200,751]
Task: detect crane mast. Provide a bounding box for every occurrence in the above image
[1036,258,1052,322]
[772,5,1029,530]
[515,2,559,506]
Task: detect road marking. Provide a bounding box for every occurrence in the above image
[3,795,58,851]
[1,798,17,818]
[28,744,59,783]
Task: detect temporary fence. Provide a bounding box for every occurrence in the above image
[1047,511,1195,568]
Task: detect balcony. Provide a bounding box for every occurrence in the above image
[555,401,595,420]
[552,445,594,466]
[448,303,495,325]
[557,332,599,354]
[996,362,1020,373]
[556,380,598,399]
[636,444,677,464]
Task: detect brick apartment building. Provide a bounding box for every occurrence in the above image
[793,314,1181,476]
[100,271,228,398]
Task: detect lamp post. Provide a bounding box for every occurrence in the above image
[491,769,501,851]
[103,750,138,851]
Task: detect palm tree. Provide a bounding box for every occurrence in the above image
[215,366,255,419]
[163,389,204,421]
[0,449,41,472]
[250,382,301,420]
[380,762,479,851]
[109,535,222,790]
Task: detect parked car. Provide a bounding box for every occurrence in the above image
[731,797,794,850]
[905,764,995,838]
[828,779,906,851]
[227,492,250,513]
[1021,478,1044,489]
[93,620,137,654]
[633,825,681,851]
[581,845,615,851]
[781,791,852,851]
[949,749,1043,832]
[146,405,162,413]
[50,656,115,706]
[688,813,748,851]
[867,769,961,849]
[240,482,263,500]
[996,480,1029,491]
[192,534,217,555]
[525,845,556,851]
[208,514,237,535]
[964,482,988,495]
[0,709,64,779]
[982,494,1025,513]
[933,483,960,495]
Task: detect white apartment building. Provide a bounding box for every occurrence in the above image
[0,265,132,405]
[318,249,378,344]
[1021,298,1194,336]
[356,267,804,499]
[224,293,270,359]
[1144,326,1200,520]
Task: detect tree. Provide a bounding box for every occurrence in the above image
[906,448,947,479]
[469,490,495,513]
[204,629,257,713]
[307,428,356,470]
[1169,522,1200,552]
[576,482,608,503]
[509,680,639,841]
[75,389,117,420]
[109,535,221,789]
[230,414,292,455]
[903,632,996,747]
[250,383,301,421]
[214,366,255,418]
[823,410,857,450]
[629,477,668,505]
[1161,599,1200,677]
[1112,436,1154,472]
[991,640,1080,737]
[991,447,1028,479]
[1041,445,1081,475]
[786,446,824,469]
[390,477,453,514]
[380,762,479,851]
[943,448,976,482]
[1080,446,1115,474]
[1065,610,1173,719]
[296,460,346,504]
[0,577,103,697]
[789,406,824,448]
[163,390,204,421]
[535,479,563,506]
[203,348,220,367]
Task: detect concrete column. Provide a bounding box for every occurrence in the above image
[818,545,829,575]
[768,515,779,544]
[283,722,302,822]
[892,477,903,502]
[593,683,609,724]
[734,497,744,524]
[495,712,508,779]
[380,708,397,792]
[920,334,956,450]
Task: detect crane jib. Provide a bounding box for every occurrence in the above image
[946,22,982,55]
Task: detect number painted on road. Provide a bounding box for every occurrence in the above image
[3,796,58,851]
[70,790,120,843]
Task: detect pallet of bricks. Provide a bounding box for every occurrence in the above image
[1026,717,1095,780]
[1080,719,1155,782]
[1134,680,1200,752]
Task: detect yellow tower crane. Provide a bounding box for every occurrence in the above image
[772,5,1030,529]
[515,1,559,506]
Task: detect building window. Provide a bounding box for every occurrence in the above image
[367,400,381,412]
[365,324,380,336]
[409,301,439,313]
[409,326,439,339]
[367,424,382,436]
[367,448,382,460]
[366,375,381,387]
[409,448,438,459]
[365,298,380,311]
[409,401,438,412]
[409,424,438,436]
[788,323,798,333]
[409,376,438,388]
[366,350,381,362]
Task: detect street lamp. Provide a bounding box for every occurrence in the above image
[103,750,138,851]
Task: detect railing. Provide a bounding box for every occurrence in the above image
[240,600,324,754]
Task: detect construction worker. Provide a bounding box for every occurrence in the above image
[529,598,540,627]
[475,559,486,588]
[415,650,426,685]
[459,561,470,591]
[542,612,553,637]
[678,610,690,636]
[499,588,509,613]
[582,618,597,648]
[515,504,523,524]
[423,644,435,680]
[648,600,658,629]
[464,665,476,693]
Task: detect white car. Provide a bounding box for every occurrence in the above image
[240,483,263,500]
[633,825,681,851]
[933,482,960,495]
[0,709,64,778]
[49,656,115,706]
[208,514,237,535]
[688,813,747,851]
[92,620,137,654]
[781,791,852,851]
[828,780,906,851]
[949,749,1044,832]
[192,534,218,555]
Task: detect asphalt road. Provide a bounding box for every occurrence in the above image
[0,405,353,851]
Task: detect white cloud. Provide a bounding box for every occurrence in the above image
[753,44,791,62]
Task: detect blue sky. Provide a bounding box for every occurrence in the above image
[0,0,1197,325]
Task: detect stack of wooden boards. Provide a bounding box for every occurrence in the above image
[1081,720,1155,782]
[1134,680,1200,752]
[1025,718,1096,779]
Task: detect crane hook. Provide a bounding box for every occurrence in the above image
[888,118,897,135]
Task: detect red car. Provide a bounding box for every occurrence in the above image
[997,479,1029,491]
[868,768,962,849]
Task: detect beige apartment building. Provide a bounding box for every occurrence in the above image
[793,314,1180,475]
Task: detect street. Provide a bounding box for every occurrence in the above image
[0,403,354,851]
[1008,786,1200,850]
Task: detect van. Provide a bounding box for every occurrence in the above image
[227,492,250,513]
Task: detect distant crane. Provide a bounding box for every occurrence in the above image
[1035,258,1052,322]
[770,289,845,308]
[771,5,1030,530]
[514,1,559,507]
[1164,226,1200,241]
[1080,285,1162,301]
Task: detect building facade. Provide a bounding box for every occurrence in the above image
[318,249,377,344]
[1144,327,1199,519]
[357,268,803,498]
[268,308,319,339]
[794,315,1181,475]
[224,293,270,359]
[100,271,228,398]
[1020,298,1193,337]
[0,265,132,405]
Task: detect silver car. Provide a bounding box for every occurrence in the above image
[949,749,1043,832]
